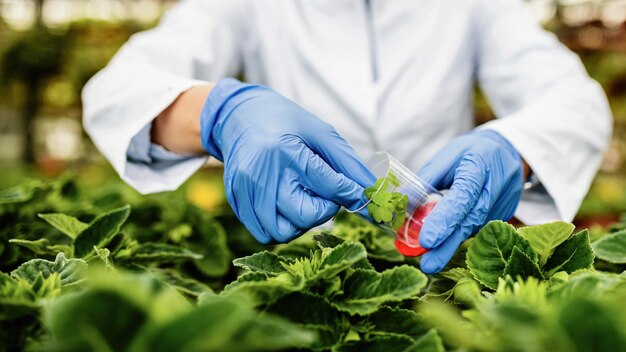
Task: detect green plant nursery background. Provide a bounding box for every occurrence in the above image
[1,0,626,224]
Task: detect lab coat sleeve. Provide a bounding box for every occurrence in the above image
[473,0,612,224]
[82,0,247,194]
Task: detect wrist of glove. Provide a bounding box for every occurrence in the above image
[200,79,263,161]
[199,78,373,244]
[416,129,524,274]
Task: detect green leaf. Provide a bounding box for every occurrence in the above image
[391,212,407,230]
[396,194,409,210]
[374,177,387,190]
[504,247,544,281]
[550,271,625,300]
[333,224,404,262]
[372,191,392,206]
[423,276,456,300]
[0,272,13,287]
[29,272,62,299]
[432,269,483,306]
[167,223,193,243]
[359,306,430,338]
[558,298,626,352]
[1,273,59,309]
[543,230,594,276]
[8,238,71,256]
[313,232,345,249]
[45,269,189,330]
[365,175,409,226]
[11,253,87,286]
[387,171,399,187]
[144,295,315,352]
[0,273,42,320]
[124,243,203,263]
[233,251,289,275]
[103,232,132,257]
[279,242,366,281]
[151,268,214,298]
[44,285,151,351]
[368,203,382,222]
[376,207,393,223]
[268,293,343,349]
[441,268,473,282]
[333,266,427,315]
[73,205,131,258]
[466,221,537,289]
[316,242,368,279]
[549,271,569,289]
[451,277,483,307]
[337,330,443,352]
[38,213,88,239]
[280,242,369,281]
[0,299,39,321]
[412,329,445,352]
[274,238,317,260]
[591,229,626,264]
[222,272,303,306]
[185,214,233,278]
[0,180,45,204]
[518,221,575,267]
[91,247,114,269]
[336,334,415,352]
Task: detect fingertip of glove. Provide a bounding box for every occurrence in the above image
[252,233,274,245]
[419,232,436,250]
[271,229,302,244]
[420,254,444,274]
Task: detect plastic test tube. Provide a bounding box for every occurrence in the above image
[349,152,442,256]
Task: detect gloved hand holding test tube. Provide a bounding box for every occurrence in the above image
[349,152,443,257]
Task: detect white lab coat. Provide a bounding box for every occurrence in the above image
[82,0,612,225]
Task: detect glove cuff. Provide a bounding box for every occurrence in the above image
[199,78,259,161]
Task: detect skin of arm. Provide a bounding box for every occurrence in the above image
[151,84,214,155]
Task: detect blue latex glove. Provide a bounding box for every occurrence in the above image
[200,78,373,244]
[417,129,524,274]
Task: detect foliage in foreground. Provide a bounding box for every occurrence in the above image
[2,176,626,351]
[422,220,626,352]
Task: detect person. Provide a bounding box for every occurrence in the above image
[83,0,612,274]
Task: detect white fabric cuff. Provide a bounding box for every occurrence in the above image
[125,121,209,193]
[121,77,211,193]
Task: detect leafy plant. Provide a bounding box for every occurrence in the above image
[225,234,437,350]
[417,221,617,352]
[465,221,593,289]
[3,175,626,352]
[592,229,626,264]
[364,173,409,230]
[421,272,626,352]
[1,253,85,351]
[0,175,235,287]
[43,269,314,352]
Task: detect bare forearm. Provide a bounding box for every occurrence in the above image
[151,84,214,154]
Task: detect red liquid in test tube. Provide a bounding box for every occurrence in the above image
[395,201,438,257]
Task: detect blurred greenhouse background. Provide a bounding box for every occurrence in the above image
[1,0,626,224]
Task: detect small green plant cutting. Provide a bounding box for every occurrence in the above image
[364,173,409,230]
[2,176,626,351]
